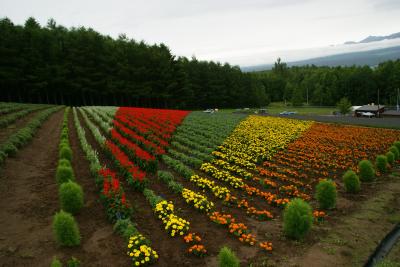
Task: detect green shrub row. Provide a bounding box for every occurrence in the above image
[0,106,44,128]
[170,141,213,162]
[167,148,203,169]
[0,106,62,166]
[79,108,107,145]
[157,170,183,194]
[172,135,213,154]
[162,154,194,179]
[143,188,164,208]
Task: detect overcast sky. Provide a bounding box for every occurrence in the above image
[1,0,399,66]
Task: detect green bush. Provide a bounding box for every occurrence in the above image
[113,219,138,241]
[52,210,81,247]
[358,160,375,182]
[386,151,395,165]
[59,181,84,214]
[218,246,240,267]
[59,159,71,167]
[343,170,360,193]
[394,141,400,153]
[59,146,72,161]
[56,165,75,184]
[375,155,388,173]
[67,257,80,267]
[283,198,313,240]
[389,146,399,160]
[51,257,63,267]
[315,179,337,209]
[3,143,17,156]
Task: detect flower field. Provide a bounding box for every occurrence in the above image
[1,104,400,266]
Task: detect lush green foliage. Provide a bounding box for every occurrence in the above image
[343,170,361,193]
[218,246,240,267]
[162,155,194,179]
[52,210,81,247]
[59,146,73,161]
[283,198,313,240]
[386,151,395,165]
[337,97,352,115]
[389,146,399,160]
[375,155,388,173]
[56,165,75,184]
[113,219,138,241]
[51,257,63,267]
[157,171,183,194]
[315,180,337,209]
[59,181,84,214]
[358,160,375,182]
[67,257,81,267]
[394,141,400,152]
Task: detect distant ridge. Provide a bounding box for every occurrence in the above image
[242,46,400,72]
[345,32,400,45]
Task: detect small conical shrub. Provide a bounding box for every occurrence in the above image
[358,160,375,182]
[59,181,84,214]
[389,146,399,160]
[343,170,361,193]
[283,198,313,240]
[316,179,337,209]
[51,257,63,267]
[59,146,72,161]
[59,159,71,167]
[386,152,395,165]
[218,246,240,267]
[376,155,388,173]
[52,210,81,247]
[394,141,400,153]
[56,165,75,184]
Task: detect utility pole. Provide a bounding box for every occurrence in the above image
[377,88,380,118]
[397,88,399,112]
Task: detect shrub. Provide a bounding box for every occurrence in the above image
[59,181,84,214]
[315,179,337,209]
[59,159,71,167]
[394,141,400,153]
[375,155,388,173]
[358,160,375,182]
[218,246,240,267]
[67,257,80,267]
[56,165,75,184]
[51,257,63,267]
[343,170,361,193]
[59,146,72,161]
[389,146,399,160]
[283,198,313,240]
[3,143,18,157]
[113,219,138,241]
[52,210,81,247]
[386,152,395,165]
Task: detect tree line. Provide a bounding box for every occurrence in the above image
[252,58,400,107]
[0,17,267,109]
[0,17,399,109]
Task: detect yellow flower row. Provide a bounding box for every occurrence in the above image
[200,163,244,189]
[211,159,253,179]
[189,174,231,199]
[181,188,214,212]
[127,234,158,266]
[154,200,190,237]
[219,116,313,163]
[212,151,257,170]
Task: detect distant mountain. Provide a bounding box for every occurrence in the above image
[242,46,400,72]
[345,32,400,45]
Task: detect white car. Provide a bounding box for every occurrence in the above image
[360,112,375,118]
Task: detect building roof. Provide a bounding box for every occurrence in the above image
[356,105,385,112]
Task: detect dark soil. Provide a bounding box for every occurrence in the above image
[0,109,64,267]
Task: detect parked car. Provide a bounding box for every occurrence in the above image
[203,109,214,113]
[279,111,297,115]
[359,112,375,118]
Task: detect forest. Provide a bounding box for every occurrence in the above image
[0,17,399,109]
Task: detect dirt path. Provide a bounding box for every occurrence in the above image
[0,109,64,267]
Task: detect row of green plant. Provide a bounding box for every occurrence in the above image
[53,108,84,248]
[170,141,213,162]
[0,106,62,166]
[73,107,158,266]
[51,256,81,267]
[0,105,45,128]
[167,148,203,169]
[82,107,112,135]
